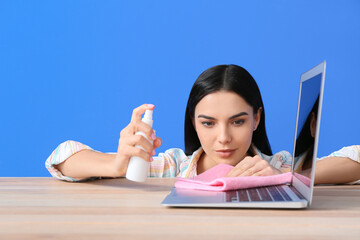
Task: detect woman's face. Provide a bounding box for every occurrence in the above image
[193,91,261,166]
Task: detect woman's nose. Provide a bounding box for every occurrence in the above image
[217,126,232,144]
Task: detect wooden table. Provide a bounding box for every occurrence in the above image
[1,177,360,239]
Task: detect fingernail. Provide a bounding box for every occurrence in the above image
[152,149,156,155]
[151,133,156,140]
[147,104,155,108]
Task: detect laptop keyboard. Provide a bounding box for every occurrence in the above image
[225,185,294,202]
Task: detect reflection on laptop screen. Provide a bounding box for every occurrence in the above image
[293,73,322,187]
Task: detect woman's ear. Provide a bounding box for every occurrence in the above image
[254,107,262,131]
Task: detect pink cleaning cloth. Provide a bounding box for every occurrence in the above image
[175,163,293,191]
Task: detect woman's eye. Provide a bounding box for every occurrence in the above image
[201,121,214,127]
[233,119,245,126]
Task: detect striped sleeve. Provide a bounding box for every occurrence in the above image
[148,148,187,178]
[318,145,360,163]
[318,145,360,184]
[45,140,93,182]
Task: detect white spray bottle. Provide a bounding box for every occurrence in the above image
[126,109,153,182]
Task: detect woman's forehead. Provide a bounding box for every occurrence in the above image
[195,91,253,116]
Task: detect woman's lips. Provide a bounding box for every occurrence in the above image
[215,149,236,158]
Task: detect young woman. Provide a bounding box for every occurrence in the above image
[46,65,360,184]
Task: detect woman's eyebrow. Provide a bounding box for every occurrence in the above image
[229,112,248,119]
[198,114,215,120]
[197,112,248,120]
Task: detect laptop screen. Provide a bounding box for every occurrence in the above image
[292,69,324,191]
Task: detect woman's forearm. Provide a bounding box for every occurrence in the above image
[55,149,117,179]
[315,157,360,184]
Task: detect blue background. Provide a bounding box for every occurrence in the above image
[1,0,359,177]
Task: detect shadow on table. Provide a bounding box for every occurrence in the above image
[78,177,175,192]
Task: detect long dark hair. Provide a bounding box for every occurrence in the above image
[294,96,319,171]
[184,64,272,156]
[294,96,319,157]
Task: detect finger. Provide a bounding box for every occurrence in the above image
[133,120,156,140]
[151,137,163,156]
[120,104,155,137]
[119,144,152,163]
[226,166,250,178]
[239,158,273,177]
[240,156,270,177]
[252,168,267,177]
[129,145,152,162]
[131,104,155,123]
[238,164,264,177]
[153,137,163,149]
[120,122,136,137]
[226,157,257,177]
[252,167,275,177]
[127,134,154,154]
[226,155,265,177]
[254,165,283,176]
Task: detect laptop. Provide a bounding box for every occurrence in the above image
[161,61,326,209]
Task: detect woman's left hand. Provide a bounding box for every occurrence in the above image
[225,155,282,177]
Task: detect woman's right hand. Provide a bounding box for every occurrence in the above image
[111,104,162,177]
